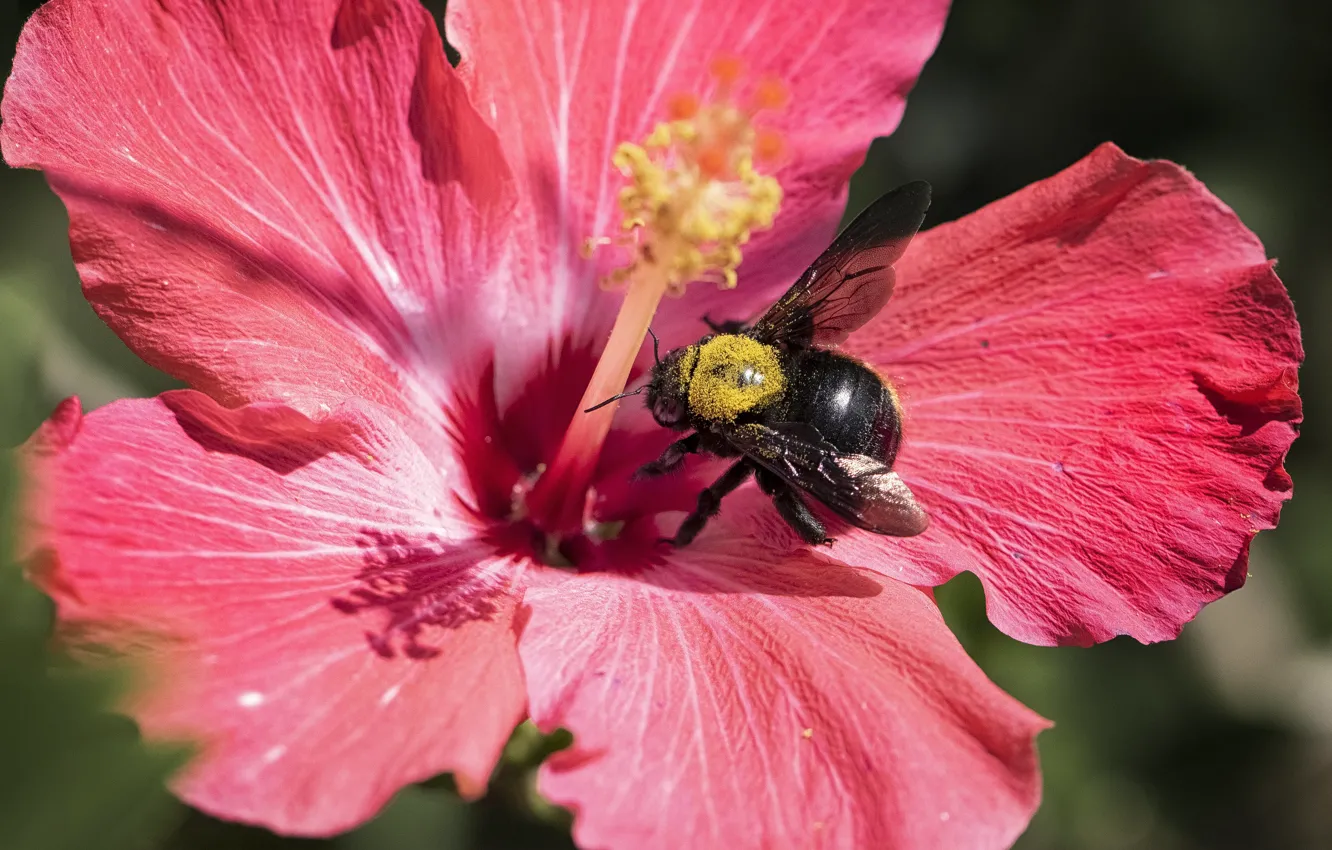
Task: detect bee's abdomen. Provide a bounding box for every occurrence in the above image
[786,350,902,465]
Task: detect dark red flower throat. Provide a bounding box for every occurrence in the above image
[446,343,696,569]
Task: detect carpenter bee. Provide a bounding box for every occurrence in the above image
[591,181,933,547]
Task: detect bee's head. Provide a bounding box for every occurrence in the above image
[645,345,696,429]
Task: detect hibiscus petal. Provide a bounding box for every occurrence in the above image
[20,393,525,835]
[1,0,512,424]
[519,498,1047,850]
[446,0,949,393]
[840,143,1302,646]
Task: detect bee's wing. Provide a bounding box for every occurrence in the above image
[728,421,929,536]
[747,181,931,350]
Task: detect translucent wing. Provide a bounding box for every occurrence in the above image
[728,421,929,536]
[748,181,931,350]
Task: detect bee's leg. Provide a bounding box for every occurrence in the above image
[702,314,748,335]
[635,433,701,479]
[666,460,754,547]
[755,469,831,545]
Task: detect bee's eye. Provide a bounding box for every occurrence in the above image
[652,396,684,426]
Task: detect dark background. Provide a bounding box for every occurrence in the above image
[3,1,1330,848]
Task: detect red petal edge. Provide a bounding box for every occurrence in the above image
[18,394,526,835]
[839,143,1302,646]
[520,495,1048,850]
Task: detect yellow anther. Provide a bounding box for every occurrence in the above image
[593,69,786,297]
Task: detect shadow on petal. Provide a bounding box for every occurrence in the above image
[564,496,889,601]
[49,171,418,369]
[160,390,365,475]
[333,531,514,661]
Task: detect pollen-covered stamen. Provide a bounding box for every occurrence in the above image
[600,72,784,293]
[528,61,788,536]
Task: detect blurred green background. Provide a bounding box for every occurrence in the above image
[2,0,1329,848]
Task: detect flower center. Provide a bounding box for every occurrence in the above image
[524,58,786,543]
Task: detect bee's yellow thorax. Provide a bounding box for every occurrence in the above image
[687,335,786,421]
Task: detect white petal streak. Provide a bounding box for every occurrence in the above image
[590,0,643,242]
[634,0,703,134]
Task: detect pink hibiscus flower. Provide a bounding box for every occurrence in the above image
[2,0,1302,848]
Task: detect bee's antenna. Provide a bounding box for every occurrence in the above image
[583,386,645,414]
[647,327,661,365]
[584,332,661,413]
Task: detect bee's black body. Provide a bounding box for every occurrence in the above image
[781,349,901,464]
[622,182,935,547]
[662,340,900,462]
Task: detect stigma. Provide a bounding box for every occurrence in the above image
[597,58,785,295]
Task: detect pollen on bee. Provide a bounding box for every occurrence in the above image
[589,59,787,297]
[687,335,786,422]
